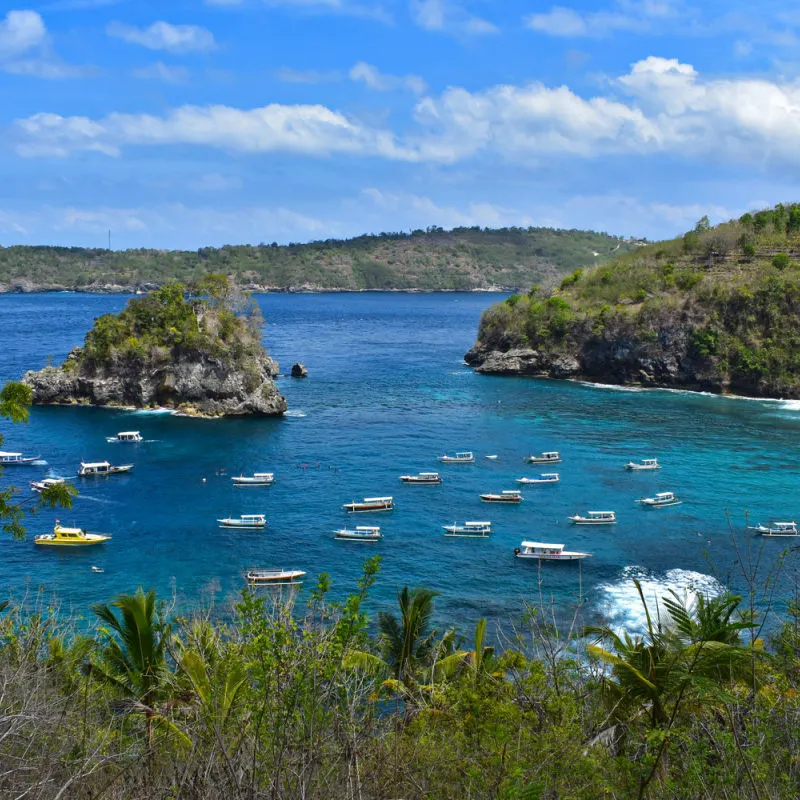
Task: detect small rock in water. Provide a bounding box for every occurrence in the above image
[291,363,308,378]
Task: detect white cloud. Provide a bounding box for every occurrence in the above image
[525,0,679,38]
[274,66,342,83]
[349,62,427,94]
[131,61,191,84]
[410,0,497,36]
[189,172,243,191]
[0,10,46,59]
[107,21,216,53]
[13,102,416,160]
[205,0,393,23]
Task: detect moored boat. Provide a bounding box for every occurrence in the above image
[31,477,67,493]
[334,526,383,541]
[638,491,681,508]
[526,451,562,465]
[438,451,474,464]
[747,521,798,537]
[78,461,134,477]
[232,472,275,486]
[443,520,492,537]
[516,473,559,485]
[624,458,660,471]
[218,514,268,529]
[480,490,523,503]
[35,523,110,547]
[399,472,442,484]
[106,431,143,443]
[568,510,616,525]
[514,541,591,561]
[0,451,41,466]
[342,496,394,513]
[247,568,306,586]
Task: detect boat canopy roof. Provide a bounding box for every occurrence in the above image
[55,525,83,534]
[253,472,274,478]
[241,514,266,520]
[588,510,615,516]
[541,473,559,477]
[363,496,393,502]
[117,431,140,436]
[542,451,560,457]
[465,521,492,526]
[419,472,440,477]
[502,490,521,495]
[81,461,111,469]
[455,451,473,456]
[521,541,564,550]
[355,526,381,532]
[655,492,674,499]
[773,521,797,527]
[0,451,22,457]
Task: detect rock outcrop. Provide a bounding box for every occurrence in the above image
[22,279,287,418]
[290,363,308,378]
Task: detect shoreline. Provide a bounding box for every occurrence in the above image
[0,285,515,296]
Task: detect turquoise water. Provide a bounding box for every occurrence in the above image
[0,292,798,631]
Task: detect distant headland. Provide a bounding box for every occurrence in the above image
[22,276,286,418]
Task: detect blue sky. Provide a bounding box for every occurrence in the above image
[0,0,799,248]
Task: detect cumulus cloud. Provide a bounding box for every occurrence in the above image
[15,57,800,174]
[107,20,216,53]
[0,10,47,58]
[525,0,679,38]
[349,62,426,94]
[410,0,497,36]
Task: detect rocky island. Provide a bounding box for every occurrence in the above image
[23,276,286,417]
[467,204,800,399]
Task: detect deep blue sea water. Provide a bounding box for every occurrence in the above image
[1,291,799,634]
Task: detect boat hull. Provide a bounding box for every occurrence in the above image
[35,538,108,547]
[515,553,589,561]
[343,504,393,513]
[335,534,382,541]
[640,501,681,508]
[444,531,490,537]
[481,496,521,503]
[569,518,616,525]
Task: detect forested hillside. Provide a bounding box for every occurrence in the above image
[0,226,632,292]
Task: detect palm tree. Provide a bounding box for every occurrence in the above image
[90,587,185,745]
[434,618,497,681]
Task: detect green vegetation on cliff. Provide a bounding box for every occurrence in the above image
[472,204,800,397]
[0,226,631,292]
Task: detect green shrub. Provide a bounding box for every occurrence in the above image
[559,269,583,289]
[773,253,791,270]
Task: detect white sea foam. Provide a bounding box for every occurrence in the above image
[129,407,174,415]
[595,565,724,635]
[284,409,307,418]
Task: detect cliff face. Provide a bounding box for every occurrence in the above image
[22,279,287,418]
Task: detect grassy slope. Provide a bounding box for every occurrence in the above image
[0,226,631,291]
[474,204,800,396]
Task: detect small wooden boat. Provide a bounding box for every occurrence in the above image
[438,451,474,464]
[624,458,660,471]
[0,451,40,466]
[399,472,442,484]
[30,477,67,493]
[569,510,616,525]
[516,473,559,485]
[526,451,561,465]
[334,526,383,542]
[91,565,105,573]
[35,523,110,547]
[485,455,499,460]
[78,461,134,477]
[443,521,491,537]
[514,541,591,561]
[342,496,394,513]
[638,492,681,508]
[232,472,275,486]
[748,521,798,537]
[218,514,267,529]
[247,568,306,586]
[480,490,523,503]
[105,431,143,443]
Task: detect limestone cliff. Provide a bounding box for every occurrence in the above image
[23,278,287,418]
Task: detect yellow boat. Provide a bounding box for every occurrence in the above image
[35,524,111,547]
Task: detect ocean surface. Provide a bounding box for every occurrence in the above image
[0,291,798,635]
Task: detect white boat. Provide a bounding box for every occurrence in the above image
[399,472,442,484]
[91,566,105,573]
[78,461,134,477]
[638,492,681,508]
[334,526,383,542]
[438,451,474,464]
[232,472,275,486]
[443,521,491,537]
[30,477,67,493]
[569,510,616,525]
[247,568,306,586]
[624,458,660,471]
[218,514,267,529]
[516,473,559,485]
[747,521,798,537]
[514,541,591,561]
[485,455,499,460]
[526,451,562,465]
[480,490,523,503]
[342,496,394,513]
[0,451,40,466]
[105,431,143,443]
